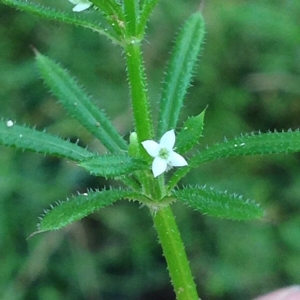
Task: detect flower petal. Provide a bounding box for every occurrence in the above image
[68,0,80,5]
[73,2,91,12]
[168,151,188,167]
[159,129,175,150]
[141,140,160,157]
[152,157,168,177]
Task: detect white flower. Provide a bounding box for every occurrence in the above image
[68,0,92,12]
[141,129,188,178]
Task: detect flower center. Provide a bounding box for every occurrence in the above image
[159,147,170,160]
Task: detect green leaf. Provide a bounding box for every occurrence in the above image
[173,186,264,220]
[91,0,123,16]
[168,129,300,190]
[1,0,121,45]
[191,129,300,166]
[80,154,147,177]
[176,108,206,154]
[137,0,160,37]
[158,12,205,137]
[90,0,127,39]
[0,120,94,161]
[35,189,146,234]
[35,52,127,153]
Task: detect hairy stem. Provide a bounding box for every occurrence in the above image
[124,40,153,143]
[152,206,200,300]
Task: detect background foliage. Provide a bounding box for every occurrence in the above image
[1,0,300,299]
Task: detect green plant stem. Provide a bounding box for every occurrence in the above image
[152,206,200,300]
[123,0,138,35]
[124,41,153,143]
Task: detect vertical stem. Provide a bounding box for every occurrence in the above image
[124,41,153,142]
[152,206,200,300]
[124,39,153,194]
[123,0,138,35]
[123,6,199,299]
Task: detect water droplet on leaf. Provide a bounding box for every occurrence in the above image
[6,120,14,127]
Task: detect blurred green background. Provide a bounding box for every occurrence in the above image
[1,0,300,299]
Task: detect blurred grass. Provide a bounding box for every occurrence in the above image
[1,0,300,299]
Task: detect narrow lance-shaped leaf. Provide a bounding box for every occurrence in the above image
[137,0,160,37]
[172,186,264,220]
[168,129,300,190]
[0,120,94,161]
[1,0,121,45]
[35,189,148,234]
[91,0,124,16]
[191,129,300,166]
[158,12,205,137]
[80,154,147,177]
[35,52,127,153]
[175,108,206,154]
[90,0,127,39]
